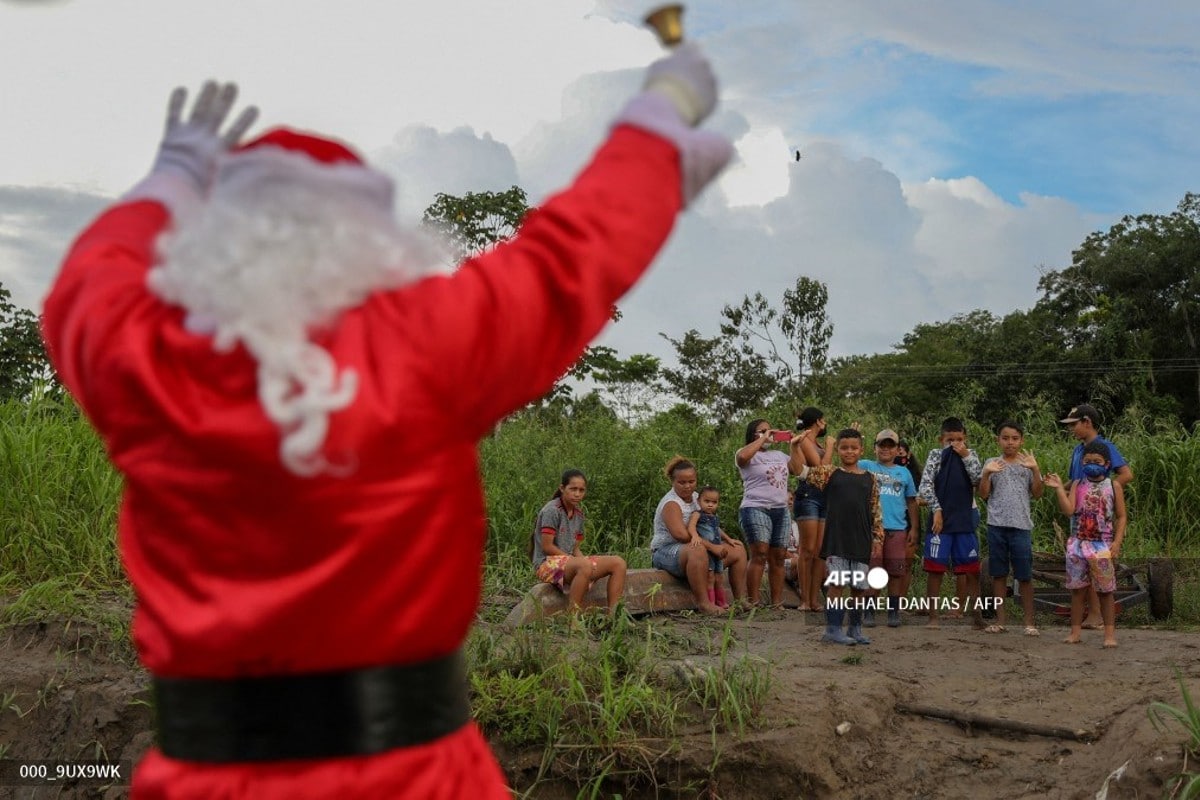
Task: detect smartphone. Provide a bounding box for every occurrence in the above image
[771,430,793,442]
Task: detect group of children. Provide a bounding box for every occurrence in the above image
[694,407,1129,648]
[530,406,1130,649]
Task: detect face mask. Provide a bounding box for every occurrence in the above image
[1082,463,1107,480]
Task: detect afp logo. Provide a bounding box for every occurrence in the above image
[823,569,866,587]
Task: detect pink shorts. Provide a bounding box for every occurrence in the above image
[1064,538,1116,593]
[535,555,597,591]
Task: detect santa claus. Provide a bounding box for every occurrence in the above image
[42,45,731,798]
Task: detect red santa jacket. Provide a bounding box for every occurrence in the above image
[42,125,682,799]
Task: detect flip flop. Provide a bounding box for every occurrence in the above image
[1024,627,1040,636]
[984,624,1006,634]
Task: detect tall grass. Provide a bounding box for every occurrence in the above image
[5,395,1200,604]
[0,399,124,592]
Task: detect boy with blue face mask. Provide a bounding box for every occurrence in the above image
[1044,440,1128,648]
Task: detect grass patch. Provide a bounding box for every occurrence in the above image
[1148,672,1200,798]
[469,610,771,796]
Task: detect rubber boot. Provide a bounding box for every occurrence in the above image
[863,607,877,627]
[713,584,729,609]
[847,608,871,645]
[887,594,901,627]
[821,608,856,645]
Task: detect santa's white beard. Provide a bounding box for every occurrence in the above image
[148,176,448,476]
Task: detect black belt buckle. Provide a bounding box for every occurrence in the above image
[154,649,470,762]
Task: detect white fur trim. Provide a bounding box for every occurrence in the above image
[217,145,395,217]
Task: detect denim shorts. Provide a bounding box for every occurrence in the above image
[739,506,790,549]
[652,542,686,579]
[793,480,827,521]
[986,525,1033,581]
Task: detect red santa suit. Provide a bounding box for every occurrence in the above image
[43,115,692,798]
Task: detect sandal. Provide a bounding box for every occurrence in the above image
[984,624,1007,634]
[1023,626,1040,636]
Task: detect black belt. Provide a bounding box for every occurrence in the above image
[153,649,470,762]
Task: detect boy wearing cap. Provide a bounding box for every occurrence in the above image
[1062,404,1133,486]
[858,429,918,627]
[1061,403,1134,628]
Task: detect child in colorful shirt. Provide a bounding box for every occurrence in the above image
[1044,440,1127,648]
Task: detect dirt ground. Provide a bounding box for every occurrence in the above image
[1,606,1197,800]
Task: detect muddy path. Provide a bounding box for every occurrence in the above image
[0,608,1196,799]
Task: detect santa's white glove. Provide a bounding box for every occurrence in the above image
[124,81,258,218]
[642,42,717,127]
[615,44,733,206]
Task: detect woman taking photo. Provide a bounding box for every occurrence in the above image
[532,469,628,613]
[651,457,748,613]
[736,419,805,607]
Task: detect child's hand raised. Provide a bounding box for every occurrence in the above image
[1043,473,1063,489]
[982,459,1006,475]
[1017,449,1039,469]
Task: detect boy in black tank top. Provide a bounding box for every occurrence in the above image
[799,428,884,645]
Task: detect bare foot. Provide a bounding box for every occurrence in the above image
[1063,634,1082,644]
[926,618,941,629]
[1081,619,1102,630]
[697,602,725,616]
[1103,637,1118,648]
[946,611,964,620]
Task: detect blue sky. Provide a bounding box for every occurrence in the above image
[1,0,1197,361]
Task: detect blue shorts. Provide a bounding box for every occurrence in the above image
[652,542,686,579]
[793,481,827,521]
[986,525,1033,581]
[923,531,980,574]
[739,506,790,549]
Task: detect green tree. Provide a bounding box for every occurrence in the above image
[421,186,529,263]
[814,308,1069,429]
[718,275,833,406]
[574,346,661,423]
[1036,192,1200,422]
[0,282,51,401]
[659,329,775,426]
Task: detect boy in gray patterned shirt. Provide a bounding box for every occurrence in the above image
[978,420,1044,635]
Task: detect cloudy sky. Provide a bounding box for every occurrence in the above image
[2,0,1198,363]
